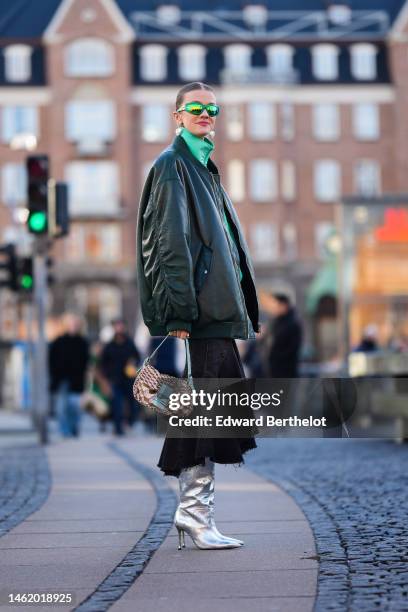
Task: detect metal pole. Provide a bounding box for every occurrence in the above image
[33,238,49,444]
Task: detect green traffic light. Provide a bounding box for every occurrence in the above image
[28,211,47,233]
[20,274,33,290]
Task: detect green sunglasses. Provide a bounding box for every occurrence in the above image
[176,101,220,117]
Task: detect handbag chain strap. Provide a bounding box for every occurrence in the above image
[139,333,193,387]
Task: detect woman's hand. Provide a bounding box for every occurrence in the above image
[169,330,190,339]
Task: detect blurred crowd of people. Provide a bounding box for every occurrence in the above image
[47,290,407,440]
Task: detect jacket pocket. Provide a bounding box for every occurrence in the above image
[194,244,212,295]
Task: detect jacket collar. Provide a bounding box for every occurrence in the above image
[179,127,214,166]
[172,134,220,177]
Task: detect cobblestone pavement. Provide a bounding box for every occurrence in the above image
[246,438,408,612]
[0,444,51,537]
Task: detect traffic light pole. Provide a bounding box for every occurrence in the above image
[33,238,49,445]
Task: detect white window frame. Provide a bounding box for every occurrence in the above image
[65,100,116,142]
[312,44,339,80]
[178,44,206,81]
[141,104,170,143]
[1,106,38,143]
[1,163,27,206]
[227,159,245,202]
[352,103,379,141]
[140,44,168,82]
[65,223,122,263]
[250,159,277,202]
[353,159,381,197]
[4,45,32,82]
[224,44,252,75]
[64,38,115,77]
[281,160,296,201]
[280,103,295,141]
[282,223,298,261]
[313,103,340,141]
[350,43,377,80]
[248,102,276,141]
[225,105,244,141]
[266,44,294,76]
[314,160,341,202]
[250,223,278,263]
[65,161,120,216]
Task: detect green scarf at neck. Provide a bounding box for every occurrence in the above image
[180,127,214,166]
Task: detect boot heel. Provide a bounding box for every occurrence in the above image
[176,526,185,550]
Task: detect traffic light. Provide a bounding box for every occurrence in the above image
[0,244,17,291]
[26,154,49,234]
[48,180,70,238]
[17,257,34,293]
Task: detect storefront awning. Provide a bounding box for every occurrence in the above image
[306,257,338,315]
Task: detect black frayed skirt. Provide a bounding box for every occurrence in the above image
[157,338,257,477]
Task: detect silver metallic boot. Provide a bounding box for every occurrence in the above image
[174,458,244,550]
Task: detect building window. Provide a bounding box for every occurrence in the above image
[65,100,116,142]
[282,223,297,261]
[314,160,341,202]
[312,44,339,80]
[266,44,294,77]
[178,45,206,81]
[281,160,296,201]
[64,38,114,77]
[227,160,245,202]
[250,223,278,263]
[1,163,27,206]
[68,283,122,332]
[250,159,277,202]
[65,162,120,216]
[140,45,168,81]
[142,160,154,183]
[352,103,379,140]
[141,104,170,142]
[225,105,244,141]
[315,222,335,258]
[280,103,295,141]
[224,44,252,75]
[65,224,122,263]
[1,106,38,143]
[313,104,340,141]
[248,102,276,140]
[354,160,381,197]
[350,44,377,80]
[4,45,32,82]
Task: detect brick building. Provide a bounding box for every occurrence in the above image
[0,0,407,356]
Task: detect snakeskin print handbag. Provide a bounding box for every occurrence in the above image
[132,334,194,418]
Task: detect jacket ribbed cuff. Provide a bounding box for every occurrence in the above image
[166,320,192,333]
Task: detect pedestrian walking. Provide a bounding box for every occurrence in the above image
[49,313,89,438]
[136,81,260,549]
[100,318,141,436]
[262,292,303,378]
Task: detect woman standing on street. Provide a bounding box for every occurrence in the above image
[136,82,260,550]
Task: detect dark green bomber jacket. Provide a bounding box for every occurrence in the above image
[136,134,259,339]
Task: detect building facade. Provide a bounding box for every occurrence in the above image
[0,0,407,356]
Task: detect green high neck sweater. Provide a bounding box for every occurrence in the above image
[180,128,243,282]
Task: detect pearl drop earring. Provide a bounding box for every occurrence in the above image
[208,130,216,139]
[175,125,183,136]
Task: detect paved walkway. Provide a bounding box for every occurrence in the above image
[0,430,318,612]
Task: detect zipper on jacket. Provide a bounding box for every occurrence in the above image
[210,173,249,338]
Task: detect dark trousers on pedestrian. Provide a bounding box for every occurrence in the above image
[158,338,257,477]
[111,381,140,435]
